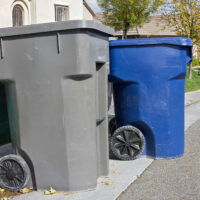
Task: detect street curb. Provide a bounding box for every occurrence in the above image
[185,89,200,94]
[185,99,200,107]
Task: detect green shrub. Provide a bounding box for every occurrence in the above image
[192,56,200,66]
[185,66,200,92]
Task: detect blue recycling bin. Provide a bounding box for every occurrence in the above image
[109,37,192,160]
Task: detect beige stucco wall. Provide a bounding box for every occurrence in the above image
[83,4,93,20]
[193,45,200,59]
[35,0,83,23]
[0,0,84,28]
[0,0,13,27]
[0,0,32,27]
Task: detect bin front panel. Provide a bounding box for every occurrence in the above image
[109,38,192,158]
[0,20,113,191]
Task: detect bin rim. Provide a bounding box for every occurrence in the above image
[109,37,192,47]
[0,20,114,38]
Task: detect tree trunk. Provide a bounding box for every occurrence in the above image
[189,62,193,79]
[122,29,125,40]
[124,30,128,39]
[122,26,128,39]
[136,26,139,37]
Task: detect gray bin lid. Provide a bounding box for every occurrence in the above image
[0,20,114,38]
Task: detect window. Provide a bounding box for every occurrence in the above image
[12,5,24,26]
[55,5,69,21]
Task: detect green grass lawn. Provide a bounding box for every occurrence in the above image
[185,67,200,92]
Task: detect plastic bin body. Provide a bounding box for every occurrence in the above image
[0,21,113,191]
[109,37,192,159]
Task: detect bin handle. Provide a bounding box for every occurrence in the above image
[96,117,105,126]
[186,46,193,64]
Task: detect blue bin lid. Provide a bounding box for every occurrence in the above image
[109,37,192,47]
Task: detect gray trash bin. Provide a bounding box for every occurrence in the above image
[0,20,114,191]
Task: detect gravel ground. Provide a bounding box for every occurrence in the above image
[118,120,200,200]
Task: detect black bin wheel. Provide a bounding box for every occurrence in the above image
[110,126,145,160]
[0,154,30,191]
[109,116,117,136]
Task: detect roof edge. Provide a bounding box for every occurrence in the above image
[83,0,96,17]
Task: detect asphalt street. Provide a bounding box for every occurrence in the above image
[118,120,200,200]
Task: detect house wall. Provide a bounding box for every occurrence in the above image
[0,0,32,27]
[193,45,200,60]
[34,0,83,23]
[0,0,84,28]
[83,3,93,20]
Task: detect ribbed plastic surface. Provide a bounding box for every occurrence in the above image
[109,37,192,158]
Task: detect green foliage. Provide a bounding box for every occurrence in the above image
[185,67,200,92]
[98,0,165,38]
[162,0,200,45]
[162,0,200,79]
[192,56,200,66]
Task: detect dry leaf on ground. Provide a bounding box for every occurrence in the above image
[62,192,75,196]
[0,188,20,199]
[1,197,10,200]
[44,187,57,195]
[0,189,5,193]
[101,178,114,186]
[111,169,117,174]
[102,180,114,185]
[19,188,33,194]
